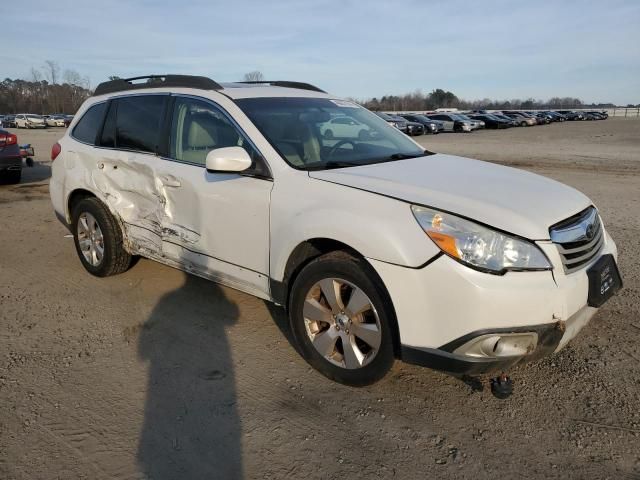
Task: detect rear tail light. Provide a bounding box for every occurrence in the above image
[0,133,17,146]
[51,142,62,161]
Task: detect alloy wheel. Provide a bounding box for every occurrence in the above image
[302,277,382,369]
[77,212,104,267]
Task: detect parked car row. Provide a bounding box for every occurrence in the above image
[373,109,608,135]
[0,113,74,129]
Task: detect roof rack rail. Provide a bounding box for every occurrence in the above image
[94,75,222,96]
[241,81,326,93]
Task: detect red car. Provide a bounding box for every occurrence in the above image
[0,128,22,183]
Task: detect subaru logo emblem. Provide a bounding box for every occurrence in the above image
[585,222,596,240]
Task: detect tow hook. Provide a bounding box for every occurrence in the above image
[490,373,513,399]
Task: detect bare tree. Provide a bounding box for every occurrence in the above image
[43,60,60,85]
[63,69,82,86]
[30,68,42,83]
[243,71,264,82]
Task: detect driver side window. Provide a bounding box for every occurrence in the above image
[169,97,257,166]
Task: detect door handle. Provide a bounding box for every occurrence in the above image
[160,175,181,188]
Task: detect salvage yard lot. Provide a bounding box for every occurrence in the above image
[1,118,639,479]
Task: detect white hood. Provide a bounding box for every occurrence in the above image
[309,154,591,240]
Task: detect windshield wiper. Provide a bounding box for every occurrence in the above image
[381,150,433,161]
[306,150,434,171]
[306,161,360,171]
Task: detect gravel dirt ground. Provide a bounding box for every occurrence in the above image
[1,119,639,479]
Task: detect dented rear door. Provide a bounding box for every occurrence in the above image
[90,94,172,256]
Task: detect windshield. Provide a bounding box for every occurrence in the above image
[236,97,426,170]
[26,114,42,119]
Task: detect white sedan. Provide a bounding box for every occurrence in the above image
[320,116,371,139]
[46,116,67,127]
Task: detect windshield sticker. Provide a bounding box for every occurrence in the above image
[330,99,359,108]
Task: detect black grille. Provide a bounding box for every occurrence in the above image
[549,207,604,274]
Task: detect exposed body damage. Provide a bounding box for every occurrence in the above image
[60,145,272,300]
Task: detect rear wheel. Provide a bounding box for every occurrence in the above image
[71,197,132,277]
[289,251,396,386]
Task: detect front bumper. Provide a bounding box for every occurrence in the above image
[400,307,594,374]
[368,229,618,374]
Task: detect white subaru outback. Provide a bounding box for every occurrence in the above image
[49,75,621,386]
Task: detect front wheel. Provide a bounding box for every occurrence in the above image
[289,251,396,386]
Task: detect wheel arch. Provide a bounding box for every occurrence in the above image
[67,188,97,221]
[272,237,402,356]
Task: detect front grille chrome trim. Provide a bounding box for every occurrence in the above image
[550,207,604,274]
[556,227,603,255]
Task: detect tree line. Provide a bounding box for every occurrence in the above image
[0,67,264,115]
[0,61,92,115]
[356,88,621,112]
[1,65,630,115]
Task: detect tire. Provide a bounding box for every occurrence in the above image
[71,197,132,277]
[324,129,334,139]
[289,251,396,386]
[6,169,21,184]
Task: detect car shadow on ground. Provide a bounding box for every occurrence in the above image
[136,269,243,479]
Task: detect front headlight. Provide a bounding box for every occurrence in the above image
[411,205,552,273]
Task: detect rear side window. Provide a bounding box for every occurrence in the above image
[72,103,107,144]
[114,95,167,153]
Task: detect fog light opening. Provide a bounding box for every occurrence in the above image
[454,332,539,359]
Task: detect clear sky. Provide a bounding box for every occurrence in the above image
[2,0,639,104]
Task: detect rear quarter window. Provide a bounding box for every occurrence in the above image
[72,103,107,144]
